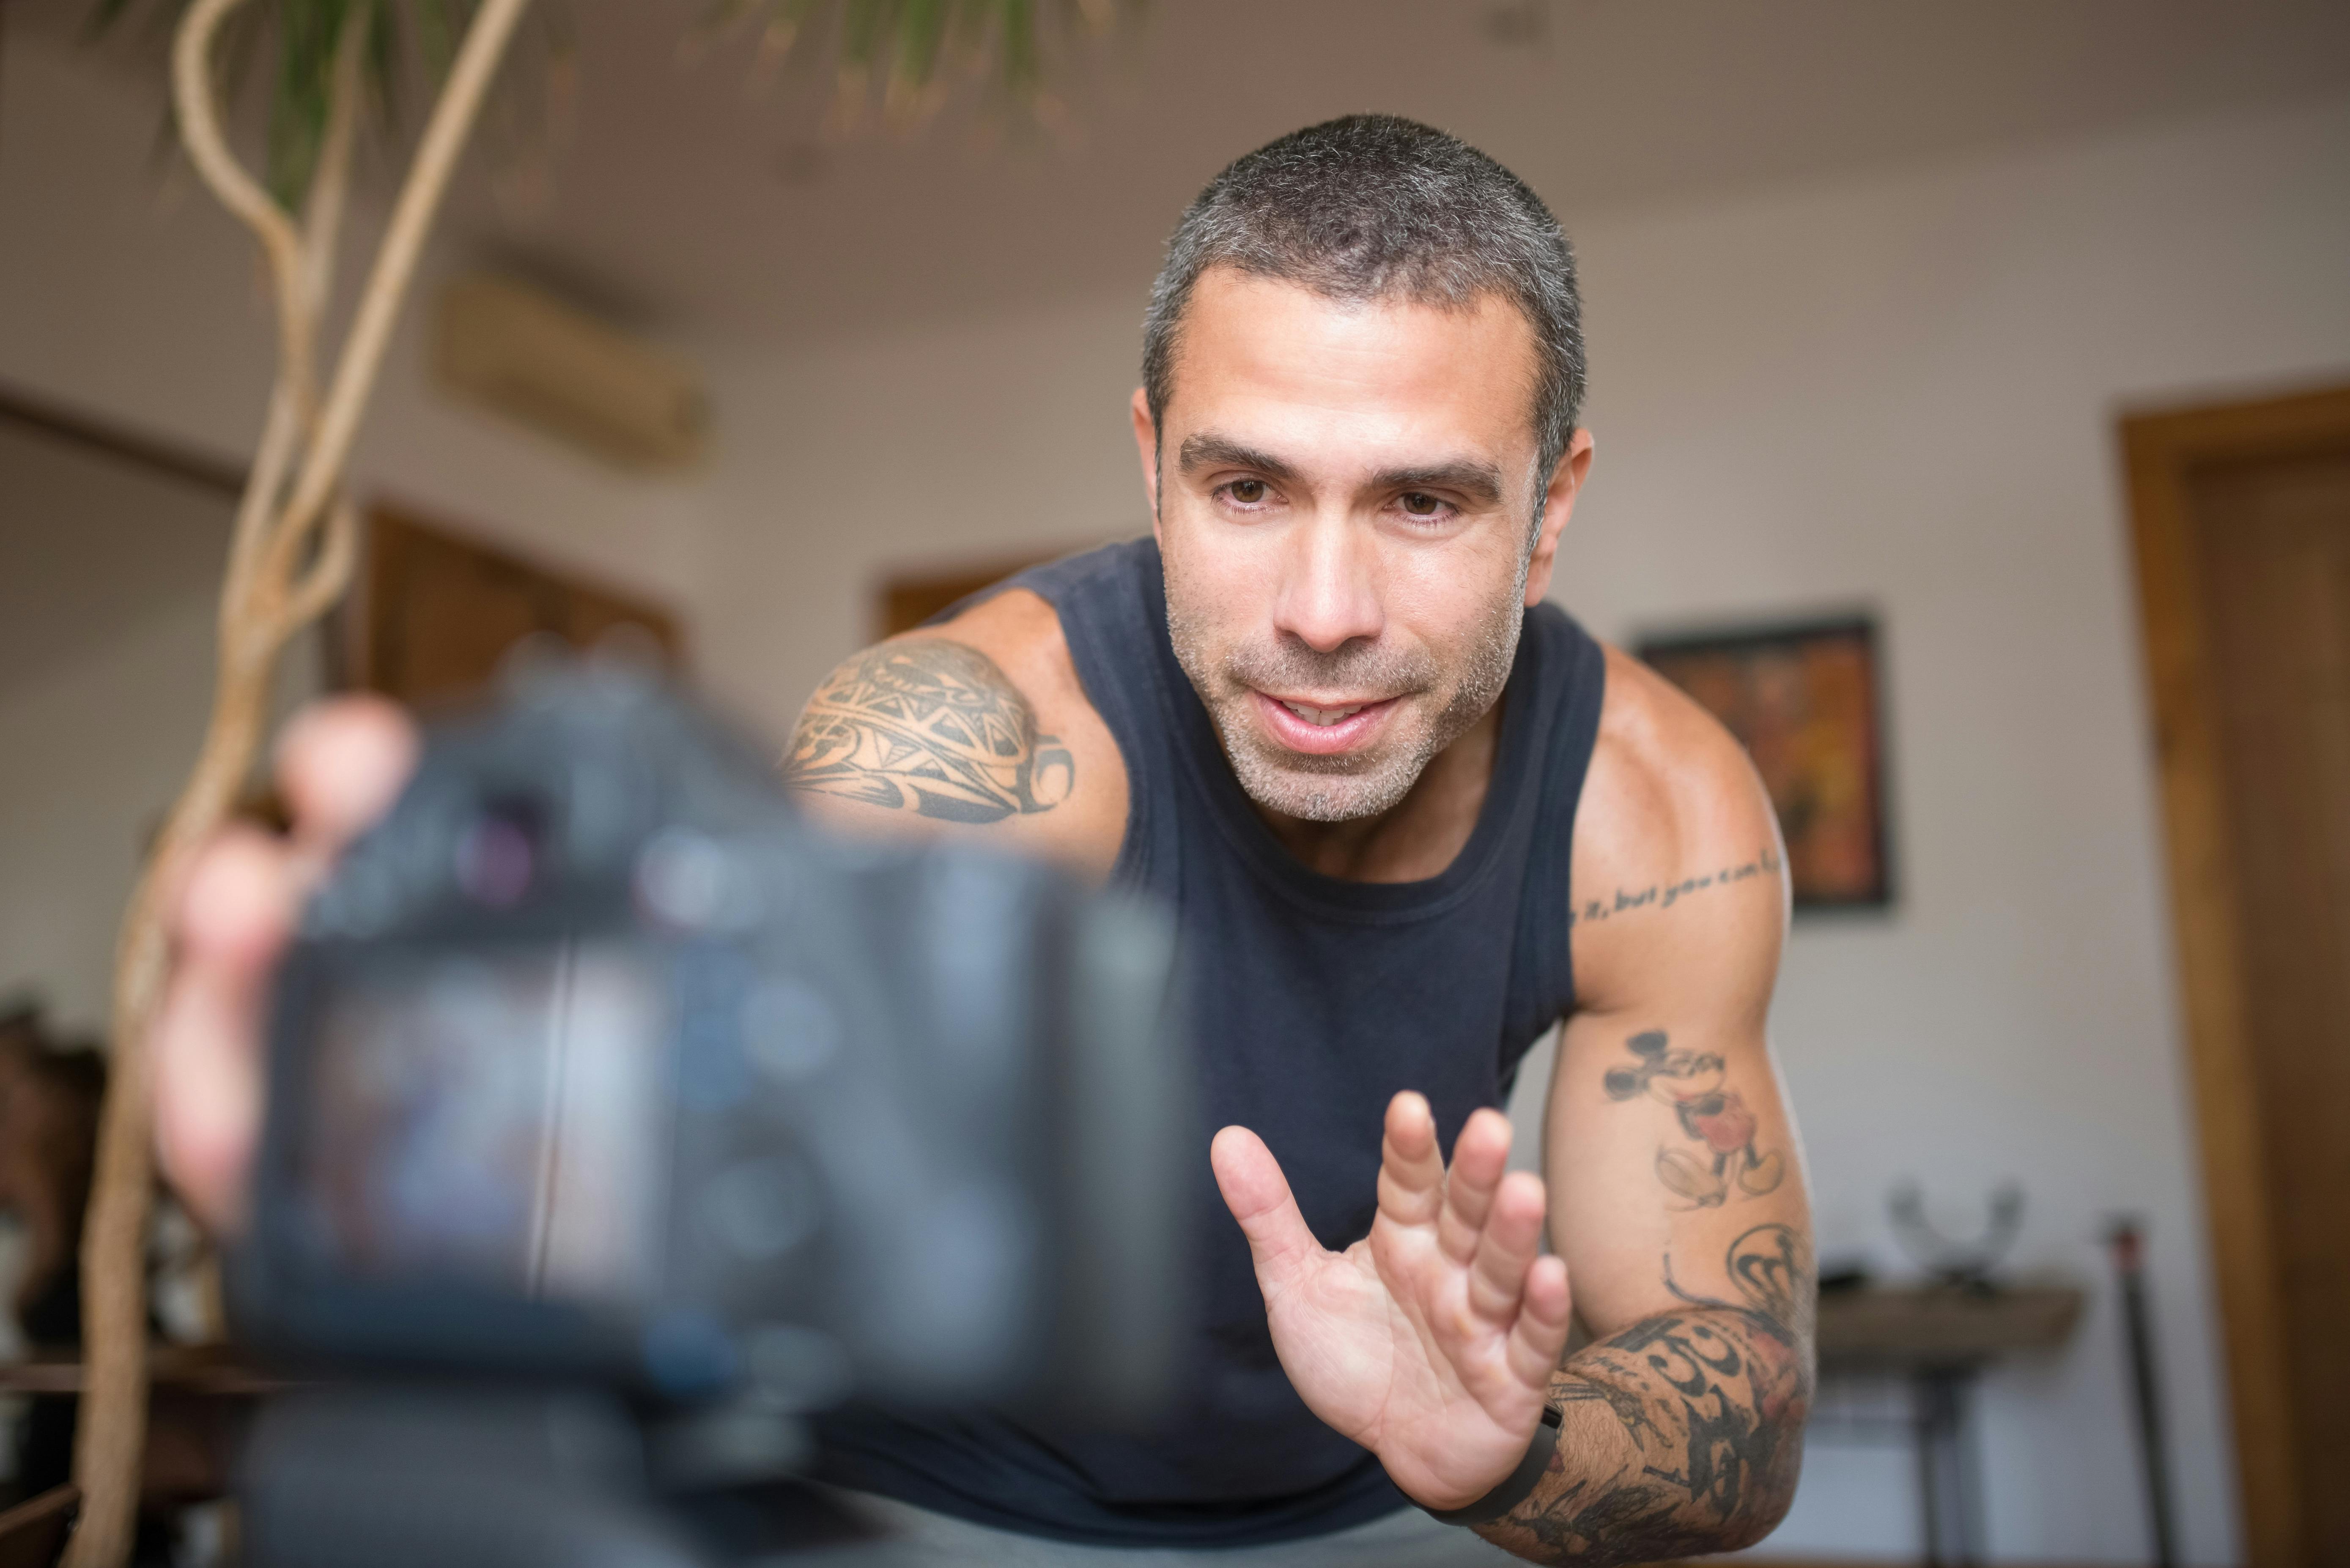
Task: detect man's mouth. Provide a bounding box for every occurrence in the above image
[1281,701,1367,726]
[1251,691,1399,755]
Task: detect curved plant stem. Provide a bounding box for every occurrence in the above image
[271,0,533,567]
[300,16,367,323]
[177,0,310,611]
[172,0,307,411]
[66,3,535,1564]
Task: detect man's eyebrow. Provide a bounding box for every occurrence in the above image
[1178,437,1505,506]
[1368,460,1505,506]
[1176,433,1300,481]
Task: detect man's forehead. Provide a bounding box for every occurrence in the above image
[1163,268,1541,456]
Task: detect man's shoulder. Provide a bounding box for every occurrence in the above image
[1587,643,1761,825]
[922,537,1154,695]
[1580,641,1782,884]
[783,583,1130,882]
[921,584,1115,756]
[927,582,1078,686]
[1564,643,1787,1004]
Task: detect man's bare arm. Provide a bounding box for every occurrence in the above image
[1476,647,1813,1562]
[1479,1223,1812,1561]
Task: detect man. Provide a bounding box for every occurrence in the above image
[155,117,1811,1564]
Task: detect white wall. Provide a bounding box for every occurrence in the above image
[0,27,707,624]
[681,95,2350,1564]
[1,597,245,1032]
[689,296,1154,744]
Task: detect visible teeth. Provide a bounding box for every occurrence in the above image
[1282,701,1366,726]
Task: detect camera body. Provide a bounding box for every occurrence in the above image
[233,656,1190,1431]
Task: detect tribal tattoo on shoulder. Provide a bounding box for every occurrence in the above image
[784,640,1074,825]
[1606,1030,1785,1208]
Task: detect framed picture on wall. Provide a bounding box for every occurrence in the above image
[1637,615,1893,910]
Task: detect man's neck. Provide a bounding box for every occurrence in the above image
[1250,698,1506,883]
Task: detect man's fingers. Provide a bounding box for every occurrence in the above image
[1211,1125,1324,1298]
[1505,1253,1574,1388]
[151,698,412,1237]
[153,827,297,1234]
[1437,1108,1513,1264]
[275,695,417,864]
[1466,1170,1548,1324]
[1375,1091,1446,1228]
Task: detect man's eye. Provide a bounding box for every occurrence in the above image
[1226,479,1268,505]
[1401,492,1445,517]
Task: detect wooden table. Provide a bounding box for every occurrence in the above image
[0,1346,283,1515]
[0,1345,281,1399]
[1814,1283,2086,1568]
[0,1485,77,1568]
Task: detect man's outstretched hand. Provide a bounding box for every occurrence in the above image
[153,697,416,1234]
[1210,1093,1573,1512]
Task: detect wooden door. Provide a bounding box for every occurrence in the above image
[875,553,1054,640]
[2126,386,2350,1568]
[349,508,683,710]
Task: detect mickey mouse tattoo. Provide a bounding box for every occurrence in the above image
[1604,1030,1786,1207]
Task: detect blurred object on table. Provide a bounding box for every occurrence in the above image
[1889,1180,2025,1293]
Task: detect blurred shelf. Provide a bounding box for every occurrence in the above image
[1817,1282,2085,1369]
[0,1344,282,1398]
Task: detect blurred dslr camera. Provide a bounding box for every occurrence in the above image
[230,654,1190,1566]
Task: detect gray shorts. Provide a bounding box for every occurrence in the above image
[811,1487,1519,1566]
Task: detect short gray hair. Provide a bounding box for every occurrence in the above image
[1141,115,1586,486]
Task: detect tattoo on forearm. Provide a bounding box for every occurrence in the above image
[1481,1225,1814,1564]
[1566,848,1781,930]
[784,640,1074,824]
[1552,1371,1665,1449]
[1604,1030,1785,1207]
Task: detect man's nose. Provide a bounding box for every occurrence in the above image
[1270,514,1385,655]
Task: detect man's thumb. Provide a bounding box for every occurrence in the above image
[1211,1125,1322,1295]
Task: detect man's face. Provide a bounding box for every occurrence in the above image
[1134,268,1590,824]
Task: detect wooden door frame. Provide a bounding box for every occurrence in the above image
[2122,381,2350,1568]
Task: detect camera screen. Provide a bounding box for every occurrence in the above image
[302,943,670,1305]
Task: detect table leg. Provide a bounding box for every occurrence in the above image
[1911,1366,1983,1568]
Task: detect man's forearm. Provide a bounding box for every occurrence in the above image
[1474,1224,1814,1565]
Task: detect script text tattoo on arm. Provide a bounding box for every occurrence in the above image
[1481,1225,1814,1564]
[1566,848,1781,930]
[1604,1029,1786,1207]
[784,640,1074,825]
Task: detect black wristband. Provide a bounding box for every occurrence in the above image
[1416,1403,1564,1527]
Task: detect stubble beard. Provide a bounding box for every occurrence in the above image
[1164,553,1530,824]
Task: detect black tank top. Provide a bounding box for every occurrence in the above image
[813,538,1608,1546]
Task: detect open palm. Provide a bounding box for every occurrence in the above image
[1210,1093,1574,1511]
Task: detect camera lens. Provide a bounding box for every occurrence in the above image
[454,805,539,907]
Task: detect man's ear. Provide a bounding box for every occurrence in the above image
[1523,428,1595,607]
[1130,387,1162,543]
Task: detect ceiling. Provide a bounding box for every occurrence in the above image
[29,0,2350,353]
